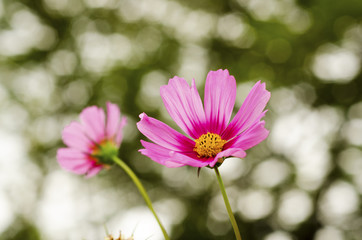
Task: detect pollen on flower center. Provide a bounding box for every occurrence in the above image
[194,132,226,158]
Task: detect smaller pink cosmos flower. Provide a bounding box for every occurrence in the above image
[57,102,127,177]
[137,69,270,168]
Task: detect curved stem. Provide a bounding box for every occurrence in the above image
[112,156,170,240]
[214,166,242,240]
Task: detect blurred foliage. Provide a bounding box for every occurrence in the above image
[0,0,361,239]
[0,218,41,240]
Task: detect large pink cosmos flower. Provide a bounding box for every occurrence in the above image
[57,102,127,177]
[137,69,270,168]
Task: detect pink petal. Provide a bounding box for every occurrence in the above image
[137,113,195,152]
[204,69,236,135]
[85,165,103,178]
[139,141,185,168]
[209,148,247,167]
[140,140,211,168]
[225,120,269,151]
[160,76,207,139]
[169,151,212,168]
[106,102,121,140]
[79,106,106,143]
[57,148,93,174]
[62,121,93,152]
[115,117,127,146]
[222,81,270,140]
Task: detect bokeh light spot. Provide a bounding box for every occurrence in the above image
[312,44,360,83]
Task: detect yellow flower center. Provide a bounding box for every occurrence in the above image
[194,132,226,158]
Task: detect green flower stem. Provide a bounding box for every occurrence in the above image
[214,166,242,240]
[112,156,170,240]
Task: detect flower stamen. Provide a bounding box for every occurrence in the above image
[194,132,226,158]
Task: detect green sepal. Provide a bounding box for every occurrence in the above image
[92,141,119,165]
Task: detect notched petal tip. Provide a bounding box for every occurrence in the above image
[204,68,236,134]
[160,76,207,138]
[80,105,99,118]
[79,105,106,142]
[106,101,116,109]
[168,75,185,83]
[254,79,267,88]
[139,112,146,119]
[222,78,270,140]
[256,80,271,97]
[209,69,230,75]
[191,78,196,88]
[161,76,188,93]
[106,101,123,140]
[106,102,120,117]
[259,120,266,127]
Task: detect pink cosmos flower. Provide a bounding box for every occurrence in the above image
[137,69,270,168]
[57,102,127,177]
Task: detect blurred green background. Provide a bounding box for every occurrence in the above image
[0,0,361,239]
